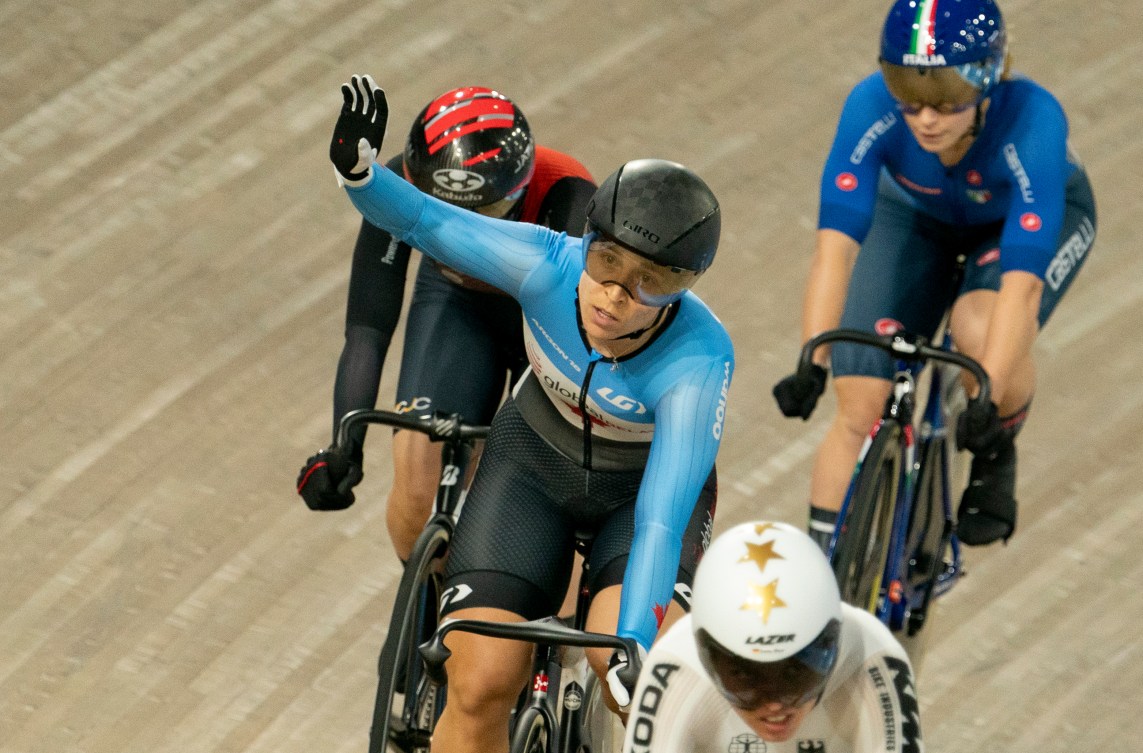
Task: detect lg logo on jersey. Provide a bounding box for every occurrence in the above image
[596,387,646,414]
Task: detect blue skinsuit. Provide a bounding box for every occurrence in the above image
[819,73,1084,280]
[345,165,734,650]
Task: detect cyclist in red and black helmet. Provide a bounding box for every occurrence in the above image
[297,86,597,562]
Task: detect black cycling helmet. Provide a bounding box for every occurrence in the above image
[584,159,720,273]
[403,86,535,210]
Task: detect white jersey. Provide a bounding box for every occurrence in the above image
[622,606,922,753]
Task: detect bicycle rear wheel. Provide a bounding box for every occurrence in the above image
[369,523,451,753]
[832,422,902,614]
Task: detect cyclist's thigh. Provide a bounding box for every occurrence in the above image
[442,400,578,621]
[834,189,959,380]
[586,466,718,611]
[394,260,522,423]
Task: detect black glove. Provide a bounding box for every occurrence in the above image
[956,397,1005,458]
[329,74,389,183]
[772,364,828,420]
[296,447,363,510]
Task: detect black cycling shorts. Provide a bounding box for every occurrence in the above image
[393,260,527,422]
[440,398,716,620]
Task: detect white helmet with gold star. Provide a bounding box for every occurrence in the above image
[691,521,843,709]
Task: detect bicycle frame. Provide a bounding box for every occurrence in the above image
[333,409,490,753]
[799,329,989,634]
[419,538,640,753]
[335,408,485,529]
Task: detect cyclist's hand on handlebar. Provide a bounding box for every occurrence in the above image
[956,397,1005,458]
[296,446,363,510]
[772,364,828,420]
[330,74,388,186]
[606,644,647,712]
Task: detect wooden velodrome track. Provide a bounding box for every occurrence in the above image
[3,0,1141,750]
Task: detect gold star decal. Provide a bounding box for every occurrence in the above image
[753,523,778,536]
[740,578,786,624]
[739,540,784,573]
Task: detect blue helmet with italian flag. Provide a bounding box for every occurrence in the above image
[879,0,1008,110]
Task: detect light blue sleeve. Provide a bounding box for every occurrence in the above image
[345,165,561,297]
[617,356,733,650]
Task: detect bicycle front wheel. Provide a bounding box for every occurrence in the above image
[510,706,552,753]
[576,671,620,753]
[369,522,451,753]
[832,422,903,614]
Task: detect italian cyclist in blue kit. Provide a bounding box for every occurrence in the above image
[773,0,1096,548]
[295,86,596,562]
[327,75,733,753]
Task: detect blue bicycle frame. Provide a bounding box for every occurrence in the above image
[799,328,989,635]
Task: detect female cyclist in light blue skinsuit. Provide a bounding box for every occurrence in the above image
[328,74,733,753]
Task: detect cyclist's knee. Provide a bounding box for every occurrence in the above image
[442,632,531,716]
[386,474,436,531]
[833,376,890,438]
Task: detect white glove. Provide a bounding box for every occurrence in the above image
[606,644,648,711]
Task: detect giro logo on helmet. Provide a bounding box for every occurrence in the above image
[621,220,661,244]
[432,168,485,193]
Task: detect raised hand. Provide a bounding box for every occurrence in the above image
[329,74,388,185]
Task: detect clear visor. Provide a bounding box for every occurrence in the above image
[695,620,841,709]
[880,61,985,115]
[582,232,702,306]
[471,186,526,219]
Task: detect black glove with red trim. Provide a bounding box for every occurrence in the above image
[296,446,363,511]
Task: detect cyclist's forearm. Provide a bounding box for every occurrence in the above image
[345,166,545,296]
[617,520,682,651]
[801,229,860,361]
[980,270,1042,408]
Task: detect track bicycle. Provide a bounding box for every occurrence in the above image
[792,327,991,636]
[329,408,489,753]
[418,532,642,753]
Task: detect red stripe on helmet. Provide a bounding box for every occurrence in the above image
[424,97,514,139]
[923,0,938,55]
[462,148,502,166]
[424,86,495,116]
[427,117,515,155]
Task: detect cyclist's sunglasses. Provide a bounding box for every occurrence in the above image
[695,620,841,709]
[880,61,984,116]
[581,232,701,307]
